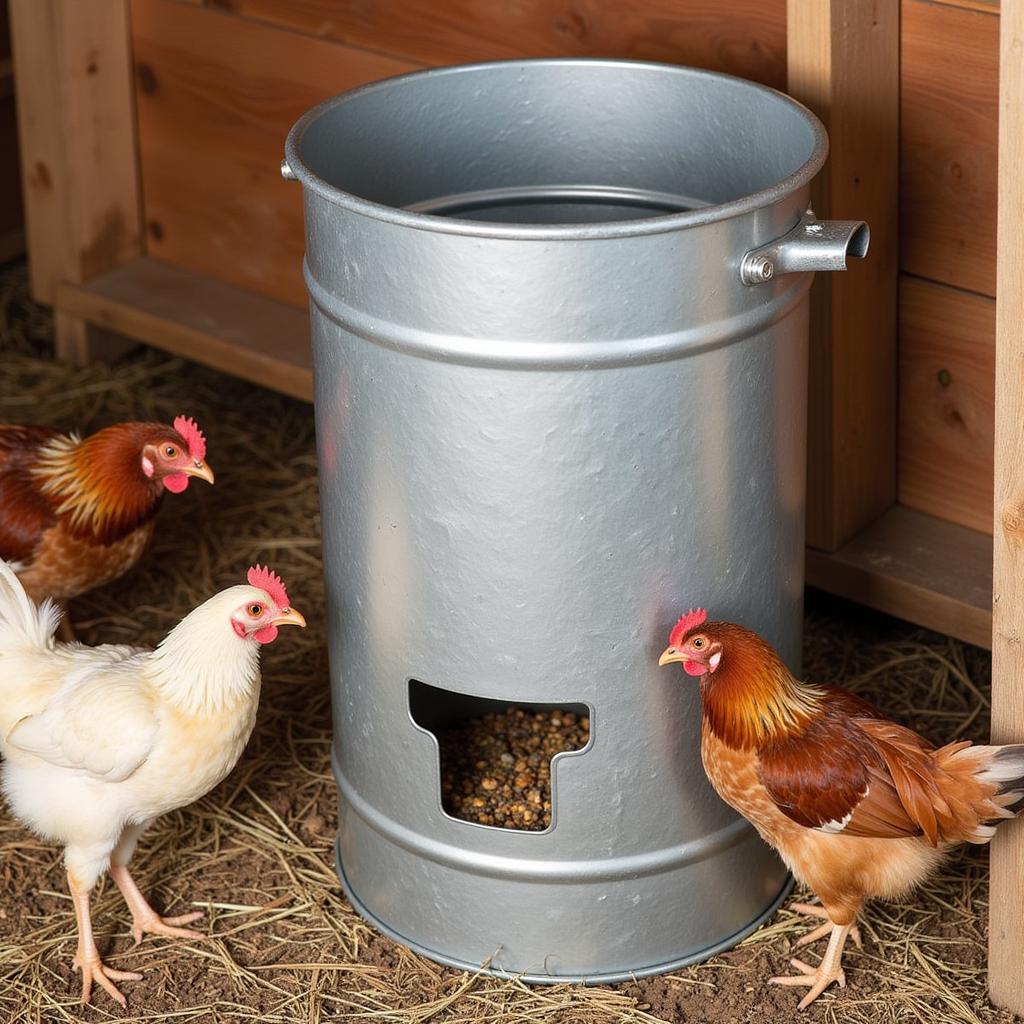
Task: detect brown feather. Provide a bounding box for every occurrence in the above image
[0,422,183,602]
[0,426,60,562]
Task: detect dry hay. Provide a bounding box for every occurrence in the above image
[0,259,1014,1023]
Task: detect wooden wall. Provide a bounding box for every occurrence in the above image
[898,0,998,536]
[131,0,1000,536]
[132,0,787,308]
[0,0,24,262]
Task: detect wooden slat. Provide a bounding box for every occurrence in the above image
[929,0,999,11]
[56,257,313,402]
[898,277,995,534]
[10,0,141,301]
[188,0,787,89]
[787,0,900,552]
[806,504,992,650]
[9,0,142,363]
[989,0,1024,1011]
[901,0,998,297]
[131,0,418,309]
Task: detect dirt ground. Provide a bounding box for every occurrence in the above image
[0,259,1017,1023]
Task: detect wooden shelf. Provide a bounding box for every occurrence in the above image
[806,503,992,649]
[56,257,313,401]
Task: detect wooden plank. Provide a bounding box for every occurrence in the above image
[898,277,995,534]
[806,504,992,650]
[56,257,313,402]
[929,0,999,11]
[9,0,142,363]
[186,0,787,89]
[901,0,998,298]
[787,0,900,551]
[131,0,417,309]
[989,0,1024,1011]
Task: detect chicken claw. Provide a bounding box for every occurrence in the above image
[788,902,862,950]
[130,909,205,945]
[109,863,204,945]
[769,921,856,1010]
[73,950,143,1008]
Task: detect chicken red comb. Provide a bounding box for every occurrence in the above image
[247,564,290,608]
[668,608,708,647]
[173,415,207,461]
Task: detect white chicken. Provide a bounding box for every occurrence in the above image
[0,560,306,1006]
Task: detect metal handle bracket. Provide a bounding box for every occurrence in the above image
[740,211,870,286]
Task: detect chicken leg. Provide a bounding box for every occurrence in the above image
[109,863,204,944]
[788,902,862,950]
[108,822,204,943]
[769,919,856,1010]
[68,872,142,1007]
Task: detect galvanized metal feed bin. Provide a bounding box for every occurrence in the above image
[284,60,868,982]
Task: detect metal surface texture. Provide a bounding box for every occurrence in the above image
[285,59,868,982]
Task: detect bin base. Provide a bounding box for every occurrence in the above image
[334,836,794,986]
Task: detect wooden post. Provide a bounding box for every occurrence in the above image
[9,0,141,364]
[989,0,1024,1013]
[786,1,900,551]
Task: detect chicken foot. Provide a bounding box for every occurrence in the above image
[769,920,856,1010]
[109,863,204,944]
[788,902,862,950]
[68,872,142,1007]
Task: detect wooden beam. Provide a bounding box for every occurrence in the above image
[183,0,789,90]
[56,257,313,403]
[9,0,141,363]
[805,504,992,650]
[988,0,1024,1012]
[787,0,900,551]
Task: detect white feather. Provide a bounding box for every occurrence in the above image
[0,559,60,652]
[0,578,270,892]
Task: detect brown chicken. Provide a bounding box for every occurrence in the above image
[0,416,213,629]
[658,609,1024,1009]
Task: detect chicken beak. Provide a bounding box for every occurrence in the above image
[272,607,307,629]
[184,460,215,485]
[658,646,684,667]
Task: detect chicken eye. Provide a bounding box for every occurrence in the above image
[164,445,177,458]
[248,603,263,617]
[692,637,705,649]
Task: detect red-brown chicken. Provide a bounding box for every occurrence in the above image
[0,416,213,627]
[659,609,1024,1009]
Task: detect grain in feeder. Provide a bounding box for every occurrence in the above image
[283,58,869,982]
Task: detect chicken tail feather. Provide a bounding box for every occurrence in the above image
[0,559,60,653]
[978,744,1024,814]
[927,741,1024,843]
